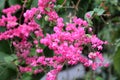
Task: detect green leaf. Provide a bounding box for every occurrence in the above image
[45,7,50,12]
[84,11,94,19]
[0,53,17,80]
[22,73,32,80]
[113,46,120,75]
[86,34,92,37]
[96,76,103,80]
[0,66,9,80]
[4,56,14,63]
[85,71,92,80]
[26,0,33,9]
[8,0,22,6]
[97,9,105,16]
[57,0,64,5]
[0,40,11,54]
[110,0,118,6]
[89,11,94,16]
[0,0,5,11]
[14,60,19,65]
[54,5,62,9]
[30,48,36,56]
[43,47,54,57]
[30,0,38,8]
[0,65,17,80]
[4,54,17,63]
[87,18,93,26]
[0,27,6,32]
[94,8,105,16]
[0,52,8,61]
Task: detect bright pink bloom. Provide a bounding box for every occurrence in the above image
[2,4,21,14]
[85,12,91,19]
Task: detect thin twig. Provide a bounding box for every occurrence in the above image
[7,40,14,54]
[0,67,8,76]
[61,0,67,7]
[100,16,108,24]
[19,0,27,24]
[16,66,22,80]
[75,0,81,11]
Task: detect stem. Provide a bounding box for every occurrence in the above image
[7,40,13,54]
[16,67,21,80]
[91,70,95,80]
[0,67,8,76]
[75,0,81,11]
[100,16,108,24]
[19,0,27,24]
[61,0,67,7]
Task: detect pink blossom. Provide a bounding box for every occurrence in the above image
[89,27,92,32]
[37,56,47,65]
[88,52,97,59]
[36,48,43,53]
[85,12,91,19]
[46,70,58,80]
[19,66,32,73]
[2,4,21,14]
[33,40,38,45]
[24,8,39,22]
[92,62,97,70]
[47,11,59,21]
[36,14,42,19]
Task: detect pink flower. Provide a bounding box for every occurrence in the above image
[84,60,93,67]
[19,66,32,73]
[33,40,38,44]
[48,11,59,21]
[36,14,42,19]
[46,70,58,80]
[92,62,97,70]
[24,8,38,22]
[85,12,91,19]
[88,52,97,59]
[36,48,43,53]
[37,56,46,65]
[89,27,92,32]
[104,63,109,67]
[2,5,21,14]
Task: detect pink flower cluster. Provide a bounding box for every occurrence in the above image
[24,8,40,22]
[0,0,108,80]
[40,16,107,70]
[2,4,21,15]
[0,5,20,29]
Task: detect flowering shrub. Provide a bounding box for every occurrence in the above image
[0,0,108,80]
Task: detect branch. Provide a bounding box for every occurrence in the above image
[75,0,81,11]
[19,0,27,24]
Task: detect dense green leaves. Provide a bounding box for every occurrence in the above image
[43,47,54,57]
[4,54,17,63]
[113,42,120,75]
[30,0,38,8]
[8,0,22,6]
[0,0,5,11]
[94,8,105,16]
[95,76,103,80]
[0,40,11,54]
[0,40,17,80]
[0,53,17,80]
[21,73,32,80]
[57,0,64,5]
